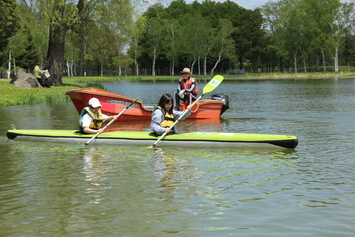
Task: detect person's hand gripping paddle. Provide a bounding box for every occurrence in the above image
[152,75,224,147]
[84,95,141,146]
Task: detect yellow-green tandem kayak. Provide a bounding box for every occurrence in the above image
[7,129,298,149]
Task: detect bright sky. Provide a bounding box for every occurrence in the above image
[226,0,270,9]
[141,0,353,12]
[181,0,353,10]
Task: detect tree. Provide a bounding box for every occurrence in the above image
[178,13,212,74]
[210,19,235,75]
[36,0,85,85]
[16,25,41,71]
[129,16,147,76]
[163,18,179,75]
[0,0,20,52]
[327,2,354,72]
[139,3,165,75]
[301,0,344,72]
[0,0,20,67]
[234,8,265,71]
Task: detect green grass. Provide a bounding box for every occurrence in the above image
[226,71,355,80]
[0,80,80,108]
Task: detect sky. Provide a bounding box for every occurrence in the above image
[179,0,353,10]
[225,0,270,10]
[233,0,353,10]
[141,0,354,13]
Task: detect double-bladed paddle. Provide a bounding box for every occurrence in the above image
[84,95,141,146]
[152,75,224,147]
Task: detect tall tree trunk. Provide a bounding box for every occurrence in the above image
[334,46,339,72]
[171,58,174,76]
[197,57,200,75]
[133,46,139,76]
[294,53,298,73]
[191,60,196,74]
[203,56,207,75]
[279,57,283,73]
[7,51,11,79]
[316,54,320,72]
[46,0,84,84]
[66,61,70,77]
[100,61,104,76]
[135,58,138,76]
[46,21,65,85]
[321,51,326,72]
[302,51,307,73]
[81,40,86,76]
[211,46,224,76]
[303,55,307,73]
[152,47,156,76]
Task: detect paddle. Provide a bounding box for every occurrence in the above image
[152,75,224,147]
[84,95,141,146]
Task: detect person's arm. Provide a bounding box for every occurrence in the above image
[83,127,103,134]
[173,105,192,120]
[84,114,117,134]
[150,110,166,134]
[82,114,117,134]
[102,114,118,122]
[82,114,101,134]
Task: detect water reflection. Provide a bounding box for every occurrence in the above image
[81,147,108,204]
[1,79,355,236]
[153,148,177,189]
[151,148,203,211]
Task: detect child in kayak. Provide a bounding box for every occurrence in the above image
[79,97,117,134]
[150,93,192,135]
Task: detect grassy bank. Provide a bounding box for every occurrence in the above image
[1,71,354,109]
[233,71,355,80]
[0,80,80,109]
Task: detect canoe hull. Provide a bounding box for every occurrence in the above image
[66,88,227,121]
[7,130,298,149]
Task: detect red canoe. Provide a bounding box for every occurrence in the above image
[66,88,229,122]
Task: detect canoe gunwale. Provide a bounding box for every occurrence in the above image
[66,88,227,118]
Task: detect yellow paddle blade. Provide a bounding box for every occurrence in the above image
[202,75,224,95]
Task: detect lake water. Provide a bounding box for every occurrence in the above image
[0,78,354,236]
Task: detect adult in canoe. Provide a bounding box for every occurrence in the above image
[79,97,118,134]
[151,94,192,136]
[174,68,198,110]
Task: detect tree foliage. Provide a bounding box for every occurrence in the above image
[0,0,20,65]
[1,0,355,80]
[134,0,265,75]
[262,0,355,72]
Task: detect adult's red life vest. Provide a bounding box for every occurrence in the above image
[179,77,198,95]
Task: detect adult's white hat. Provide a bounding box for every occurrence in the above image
[89,97,102,108]
[180,68,191,74]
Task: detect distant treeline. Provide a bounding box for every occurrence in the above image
[1,0,354,83]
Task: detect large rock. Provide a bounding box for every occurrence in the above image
[13,80,32,89]
[11,70,41,88]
